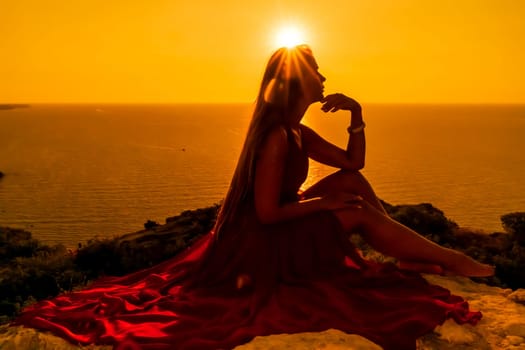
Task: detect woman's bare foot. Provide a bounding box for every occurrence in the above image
[397,261,444,275]
[442,251,495,277]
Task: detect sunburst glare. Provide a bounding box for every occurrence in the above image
[274,26,306,48]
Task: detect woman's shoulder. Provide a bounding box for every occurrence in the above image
[255,126,291,160]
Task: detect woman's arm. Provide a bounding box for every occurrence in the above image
[254,127,361,224]
[301,94,365,170]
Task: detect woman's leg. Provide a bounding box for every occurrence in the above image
[333,201,494,277]
[302,170,387,214]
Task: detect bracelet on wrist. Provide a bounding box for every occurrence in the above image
[347,122,366,134]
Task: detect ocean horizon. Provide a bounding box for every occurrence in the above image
[1,103,524,246]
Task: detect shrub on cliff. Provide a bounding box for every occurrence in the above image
[0,228,40,263]
[501,212,525,245]
[75,205,219,277]
[384,202,458,245]
[0,232,87,320]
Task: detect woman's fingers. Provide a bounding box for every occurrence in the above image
[341,194,363,209]
[343,194,363,203]
[321,94,345,112]
[321,93,359,113]
[323,192,363,210]
[340,193,363,209]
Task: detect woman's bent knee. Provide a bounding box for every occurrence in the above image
[342,169,373,185]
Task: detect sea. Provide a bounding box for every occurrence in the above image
[1,103,524,247]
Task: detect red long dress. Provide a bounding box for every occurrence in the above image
[14,132,481,350]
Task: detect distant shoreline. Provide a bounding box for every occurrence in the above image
[0,104,30,111]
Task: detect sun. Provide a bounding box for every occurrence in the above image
[274,26,306,48]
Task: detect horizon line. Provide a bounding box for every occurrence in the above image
[2,101,525,106]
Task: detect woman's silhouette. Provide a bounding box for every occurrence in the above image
[15,45,493,350]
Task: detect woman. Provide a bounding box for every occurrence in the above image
[15,45,493,350]
[214,44,492,278]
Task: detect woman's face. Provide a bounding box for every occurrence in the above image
[299,55,326,104]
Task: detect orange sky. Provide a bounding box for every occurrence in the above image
[1,0,524,104]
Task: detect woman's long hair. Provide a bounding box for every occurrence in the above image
[213,45,314,238]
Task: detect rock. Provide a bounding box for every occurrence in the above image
[508,290,525,305]
[0,325,111,350]
[1,275,524,349]
[235,329,382,350]
[418,275,525,350]
[143,219,159,230]
[504,335,525,346]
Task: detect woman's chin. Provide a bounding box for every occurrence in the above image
[311,93,324,103]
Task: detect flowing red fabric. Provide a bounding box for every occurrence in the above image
[14,132,482,350]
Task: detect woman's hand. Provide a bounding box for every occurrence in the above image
[321,93,361,114]
[321,192,363,211]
